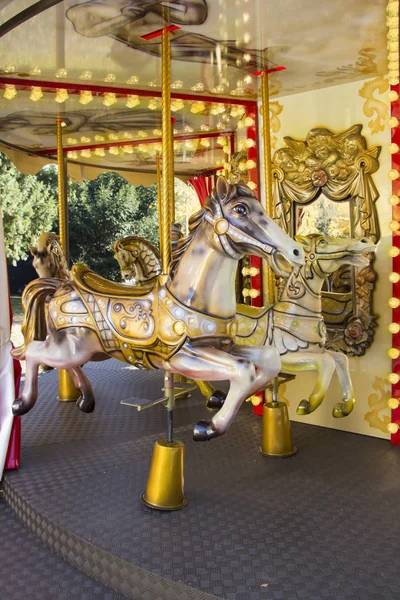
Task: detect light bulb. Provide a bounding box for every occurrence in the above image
[190,82,205,92]
[80,149,91,158]
[200,138,210,147]
[389,246,400,257]
[245,138,255,148]
[389,117,399,128]
[247,181,257,190]
[55,68,67,78]
[387,0,399,16]
[126,95,140,108]
[148,98,159,110]
[80,136,91,143]
[123,145,133,154]
[30,66,41,76]
[387,422,399,434]
[244,116,254,127]
[184,125,193,133]
[389,297,400,309]
[94,135,105,142]
[389,195,399,206]
[389,220,400,231]
[55,88,68,103]
[67,137,77,144]
[389,272,400,283]
[388,373,400,384]
[171,99,184,112]
[108,133,118,141]
[246,159,256,169]
[67,151,77,159]
[79,90,93,105]
[389,90,399,102]
[103,93,117,107]
[200,124,209,131]
[389,169,400,180]
[171,80,183,89]
[190,101,205,114]
[94,148,105,157]
[152,129,162,136]
[388,398,400,409]
[108,146,120,155]
[126,75,139,84]
[389,322,400,334]
[389,143,399,154]
[3,84,17,100]
[79,71,92,80]
[388,348,400,359]
[29,86,43,101]
[104,73,116,82]
[138,130,147,138]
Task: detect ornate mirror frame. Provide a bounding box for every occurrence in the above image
[271,124,381,356]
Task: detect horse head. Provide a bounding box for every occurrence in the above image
[294,234,377,279]
[202,177,304,269]
[30,232,65,278]
[112,239,138,281]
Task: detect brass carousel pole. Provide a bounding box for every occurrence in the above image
[56,116,80,403]
[259,69,296,458]
[142,26,187,510]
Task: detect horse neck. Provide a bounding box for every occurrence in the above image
[168,221,238,318]
[280,264,326,314]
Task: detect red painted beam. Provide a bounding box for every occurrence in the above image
[0,76,257,108]
[140,25,180,39]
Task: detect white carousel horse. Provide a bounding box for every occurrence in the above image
[12,177,304,441]
[233,234,376,418]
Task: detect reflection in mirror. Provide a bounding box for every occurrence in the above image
[296,195,350,238]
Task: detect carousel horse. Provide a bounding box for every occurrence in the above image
[30,232,70,279]
[11,177,304,441]
[112,236,161,284]
[232,234,376,418]
[112,223,183,284]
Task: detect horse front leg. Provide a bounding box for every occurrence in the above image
[67,366,95,413]
[326,350,355,418]
[168,344,266,440]
[12,340,42,415]
[282,351,336,415]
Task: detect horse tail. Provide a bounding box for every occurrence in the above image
[11,278,63,360]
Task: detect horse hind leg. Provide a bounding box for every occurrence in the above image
[67,366,95,413]
[326,350,355,418]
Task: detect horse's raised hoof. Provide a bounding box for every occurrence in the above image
[296,399,310,415]
[76,396,95,414]
[12,398,31,416]
[206,390,226,412]
[333,399,355,418]
[193,420,218,441]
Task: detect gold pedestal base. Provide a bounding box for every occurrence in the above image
[259,401,297,458]
[142,440,188,510]
[57,369,80,402]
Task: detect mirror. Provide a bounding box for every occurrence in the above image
[272,124,381,356]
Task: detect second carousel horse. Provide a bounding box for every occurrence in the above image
[12,177,304,441]
[234,234,376,417]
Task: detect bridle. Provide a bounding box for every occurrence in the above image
[204,194,276,260]
[304,236,350,280]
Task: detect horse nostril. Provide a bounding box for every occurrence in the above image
[293,248,300,257]
[361,238,368,243]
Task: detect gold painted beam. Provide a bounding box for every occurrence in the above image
[56,117,68,262]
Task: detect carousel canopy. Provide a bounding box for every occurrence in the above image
[0,0,389,178]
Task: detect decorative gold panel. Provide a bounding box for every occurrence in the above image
[272,124,381,356]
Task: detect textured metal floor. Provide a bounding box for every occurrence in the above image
[3,360,400,600]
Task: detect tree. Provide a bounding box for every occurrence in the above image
[0,153,58,264]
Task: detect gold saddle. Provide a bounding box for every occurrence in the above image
[71,264,156,297]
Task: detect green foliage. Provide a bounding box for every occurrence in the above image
[0,154,58,264]
[68,174,159,280]
[0,148,199,280]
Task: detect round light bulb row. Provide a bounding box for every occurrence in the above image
[387,0,400,436]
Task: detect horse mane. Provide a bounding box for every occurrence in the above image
[169,207,206,279]
[50,237,69,278]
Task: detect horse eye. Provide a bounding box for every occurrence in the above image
[318,239,327,245]
[233,204,247,216]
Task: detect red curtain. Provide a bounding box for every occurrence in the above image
[188,175,215,205]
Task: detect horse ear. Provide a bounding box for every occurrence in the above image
[216,176,229,202]
[294,235,310,248]
[29,246,37,257]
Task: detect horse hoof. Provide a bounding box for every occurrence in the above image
[206,390,226,412]
[333,399,355,418]
[12,399,31,416]
[76,396,95,414]
[296,399,310,415]
[193,420,218,441]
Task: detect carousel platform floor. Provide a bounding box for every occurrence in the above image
[2,360,400,600]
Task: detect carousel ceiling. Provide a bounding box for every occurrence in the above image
[0,0,389,174]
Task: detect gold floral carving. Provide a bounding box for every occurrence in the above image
[358,76,389,135]
[316,48,378,84]
[364,377,391,433]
